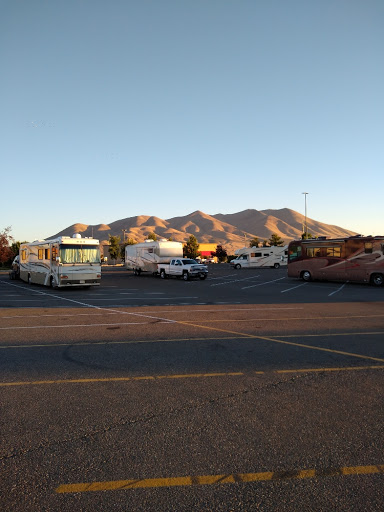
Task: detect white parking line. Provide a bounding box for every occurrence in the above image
[210,276,260,287]
[281,282,308,293]
[242,277,286,290]
[329,283,348,296]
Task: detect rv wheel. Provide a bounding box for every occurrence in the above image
[273,263,280,269]
[28,274,32,285]
[235,264,241,269]
[302,270,312,282]
[371,273,384,287]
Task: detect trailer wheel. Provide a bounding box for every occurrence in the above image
[301,270,312,282]
[273,263,280,269]
[182,271,189,281]
[370,273,384,287]
[160,269,166,279]
[134,268,141,276]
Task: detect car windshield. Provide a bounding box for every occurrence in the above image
[182,259,197,265]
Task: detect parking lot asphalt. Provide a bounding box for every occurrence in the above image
[0,265,383,511]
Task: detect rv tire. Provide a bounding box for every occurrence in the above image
[28,274,32,285]
[273,263,280,269]
[302,270,312,282]
[235,264,241,269]
[370,273,384,287]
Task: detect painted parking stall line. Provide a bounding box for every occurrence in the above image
[56,464,384,493]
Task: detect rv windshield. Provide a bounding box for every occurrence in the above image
[59,244,101,264]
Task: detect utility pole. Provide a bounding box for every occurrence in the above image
[302,192,309,239]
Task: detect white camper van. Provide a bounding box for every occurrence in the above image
[19,234,101,288]
[125,239,183,275]
[231,245,288,269]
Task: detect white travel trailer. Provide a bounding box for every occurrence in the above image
[19,234,101,288]
[231,245,288,269]
[125,239,183,275]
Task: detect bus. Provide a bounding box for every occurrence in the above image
[19,234,101,288]
[287,236,384,286]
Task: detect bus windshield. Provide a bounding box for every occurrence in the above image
[59,244,100,264]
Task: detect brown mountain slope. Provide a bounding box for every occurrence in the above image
[48,208,357,254]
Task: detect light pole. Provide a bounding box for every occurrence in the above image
[302,192,308,239]
[122,229,126,243]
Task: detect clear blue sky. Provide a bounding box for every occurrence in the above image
[1,0,383,242]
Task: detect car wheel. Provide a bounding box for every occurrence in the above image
[302,270,312,282]
[371,273,383,287]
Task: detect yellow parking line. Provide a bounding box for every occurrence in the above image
[0,372,245,387]
[56,464,384,493]
[1,366,383,387]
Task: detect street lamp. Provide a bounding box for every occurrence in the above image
[122,229,126,243]
[302,192,309,239]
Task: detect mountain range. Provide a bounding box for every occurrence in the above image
[49,208,357,254]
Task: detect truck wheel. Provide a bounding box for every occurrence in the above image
[182,271,189,281]
[160,269,166,279]
[199,274,207,280]
[273,263,280,269]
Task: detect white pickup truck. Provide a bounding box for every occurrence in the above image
[157,258,208,280]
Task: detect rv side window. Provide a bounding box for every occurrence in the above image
[364,243,373,254]
[38,249,43,260]
[326,247,341,257]
[147,248,153,253]
[45,249,50,260]
[263,253,269,257]
[250,253,256,257]
[254,252,262,257]
[288,245,301,261]
[52,247,57,260]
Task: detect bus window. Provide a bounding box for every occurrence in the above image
[364,243,373,254]
[288,245,301,261]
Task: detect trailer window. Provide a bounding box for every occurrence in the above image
[21,250,27,261]
[59,245,100,263]
[38,249,43,260]
[45,249,50,260]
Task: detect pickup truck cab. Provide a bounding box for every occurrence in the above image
[158,258,208,280]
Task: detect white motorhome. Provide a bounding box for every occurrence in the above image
[19,234,101,288]
[125,239,183,275]
[231,245,288,269]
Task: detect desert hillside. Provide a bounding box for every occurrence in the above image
[48,208,357,254]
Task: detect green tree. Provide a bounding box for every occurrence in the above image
[262,239,269,247]
[108,235,121,263]
[269,233,285,246]
[0,227,14,265]
[183,235,200,259]
[301,232,314,240]
[213,244,228,263]
[146,232,157,241]
[120,238,136,259]
[249,237,260,248]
